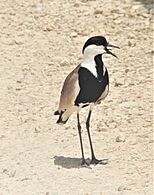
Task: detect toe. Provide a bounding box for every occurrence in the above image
[90,158,108,165]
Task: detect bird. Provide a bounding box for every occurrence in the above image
[54,36,119,166]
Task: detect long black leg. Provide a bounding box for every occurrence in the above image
[86,110,96,159]
[77,113,89,166]
[86,110,106,165]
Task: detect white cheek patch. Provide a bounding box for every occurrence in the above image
[81,44,107,78]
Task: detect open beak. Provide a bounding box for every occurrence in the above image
[105,43,120,58]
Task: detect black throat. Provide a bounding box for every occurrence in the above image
[94,54,105,81]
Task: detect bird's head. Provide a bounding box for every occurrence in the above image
[82,36,119,58]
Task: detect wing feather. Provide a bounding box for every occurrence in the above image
[58,65,80,113]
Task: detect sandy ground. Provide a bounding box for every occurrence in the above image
[0,0,153,194]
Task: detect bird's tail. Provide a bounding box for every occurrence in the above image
[56,106,78,125]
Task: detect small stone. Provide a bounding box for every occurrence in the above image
[118,186,125,191]
[21,177,30,181]
[128,34,136,39]
[74,3,79,7]
[114,82,123,87]
[60,59,70,66]
[70,32,78,38]
[0,135,5,139]
[149,139,154,143]
[125,68,129,73]
[15,38,24,45]
[94,10,103,15]
[16,80,22,83]
[97,127,108,132]
[128,41,132,46]
[116,135,126,142]
[128,40,136,47]
[43,26,53,31]
[118,184,130,191]
[16,88,22,91]
[110,9,120,14]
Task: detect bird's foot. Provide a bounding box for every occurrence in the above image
[90,158,108,165]
[81,159,90,168]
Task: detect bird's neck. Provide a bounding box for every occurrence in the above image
[81,53,106,79]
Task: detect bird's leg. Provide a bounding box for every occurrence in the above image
[86,110,96,160]
[86,110,105,165]
[77,113,89,166]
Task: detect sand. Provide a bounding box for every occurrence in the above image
[0,0,153,194]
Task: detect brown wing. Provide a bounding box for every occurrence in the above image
[58,65,80,113]
[97,84,109,104]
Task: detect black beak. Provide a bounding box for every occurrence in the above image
[105,43,120,58]
[108,43,120,49]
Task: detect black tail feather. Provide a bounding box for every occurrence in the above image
[54,110,60,115]
[56,111,68,125]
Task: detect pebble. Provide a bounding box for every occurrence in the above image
[74,3,79,8]
[60,59,70,66]
[114,82,123,87]
[70,32,78,38]
[97,126,108,132]
[149,139,154,143]
[125,68,129,73]
[128,40,136,47]
[94,10,103,15]
[43,26,53,32]
[118,184,131,191]
[116,135,126,142]
[14,38,24,45]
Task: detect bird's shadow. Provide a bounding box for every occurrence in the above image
[53,155,91,169]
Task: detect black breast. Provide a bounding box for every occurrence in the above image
[75,61,109,105]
